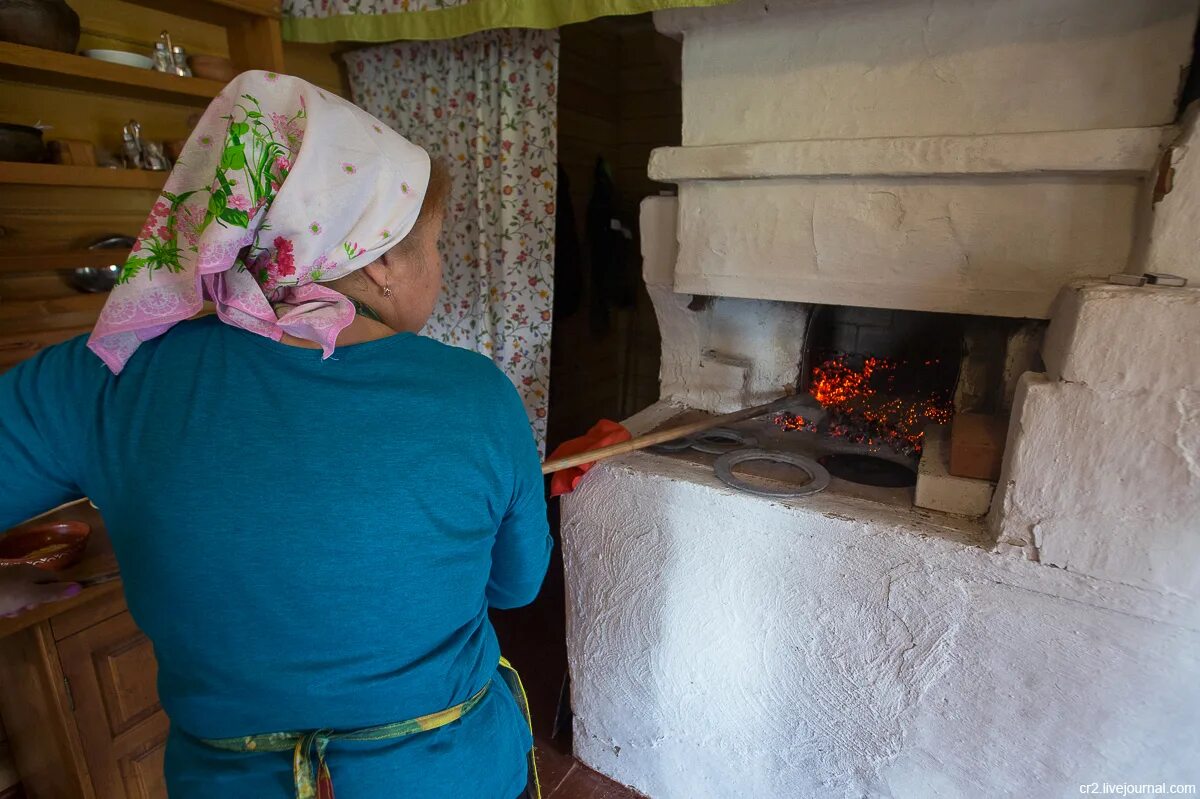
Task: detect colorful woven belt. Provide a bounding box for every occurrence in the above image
[197,659,535,799]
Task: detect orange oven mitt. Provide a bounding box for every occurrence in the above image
[547,419,632,497]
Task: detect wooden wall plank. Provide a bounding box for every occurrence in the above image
[560,50,620,94]
[284,43,349,97]
[619,27,663,66]
[618,114,681,146]
[620,63,677,94]
[560,137,619,169]
[617,142,663,173]
[560,24,621,65]
[559,77,620,120]
[621,87,682,117]
[559,108,618,147]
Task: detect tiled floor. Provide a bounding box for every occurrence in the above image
[536,742,645,798]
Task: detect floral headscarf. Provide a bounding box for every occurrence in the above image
[88,70,431,373]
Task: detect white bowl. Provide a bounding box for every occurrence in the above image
[82,49,154,70]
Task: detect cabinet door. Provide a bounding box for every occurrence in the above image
[57,612,169,799]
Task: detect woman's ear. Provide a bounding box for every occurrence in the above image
[375,243,426,290]
[359,258,391,293]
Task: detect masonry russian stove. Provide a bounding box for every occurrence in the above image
[560,1,1200,797]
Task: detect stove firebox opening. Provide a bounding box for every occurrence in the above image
[778,305,965,459]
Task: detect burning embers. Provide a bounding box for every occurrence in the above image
[776,353,954,457]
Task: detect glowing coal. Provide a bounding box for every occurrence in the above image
[776,353,954,456]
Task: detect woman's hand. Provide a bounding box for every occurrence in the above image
[0,565,81,618]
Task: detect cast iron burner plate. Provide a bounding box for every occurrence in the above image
[818,453,917,488]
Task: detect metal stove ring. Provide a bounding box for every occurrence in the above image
[647,436,697,453]
[689,427,759,455]
[713,448,831,498]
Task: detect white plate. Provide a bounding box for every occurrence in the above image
[81,49,154,70]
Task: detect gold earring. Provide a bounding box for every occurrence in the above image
[383,282,392,298]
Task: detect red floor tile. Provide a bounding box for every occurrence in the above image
[535,743,577,795]
[546,762,646,799]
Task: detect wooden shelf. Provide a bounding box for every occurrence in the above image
[0,294,109,336]
[0,41,226,105]
[0,0,285,377]
[0,249,133,275]
[0,327,97,372]
[0,162,166,189]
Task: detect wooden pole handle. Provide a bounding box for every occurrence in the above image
[541,395,799,475]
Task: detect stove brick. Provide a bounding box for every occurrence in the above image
[949,413,1007,481]
[915,426,995,516]
[990,372,1200,597]
[1041,281,1200,393]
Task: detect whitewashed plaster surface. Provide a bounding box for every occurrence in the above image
[990,283,1200,596]
[1142,104,1200,284]
[572,2,1200,795]
[669,177,1144,318]
[643,197,810,413]
[914,426,994,517]
[647,0,1193,317]
[656,0,1199,145]
[562,456,1200,799]
[648,128,1174,181]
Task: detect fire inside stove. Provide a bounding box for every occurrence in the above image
[776,306,963,457]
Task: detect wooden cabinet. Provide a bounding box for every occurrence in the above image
[0,591,167,799]
[58,610,168,799]
[0,0,286,374]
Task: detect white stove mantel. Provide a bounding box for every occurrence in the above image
[647,0,1198,318]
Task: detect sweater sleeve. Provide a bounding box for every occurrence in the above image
[0,338,97,528]
[486,379,551,610]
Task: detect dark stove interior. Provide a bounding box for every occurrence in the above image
[790,305,965,458]
[818,453,917,488]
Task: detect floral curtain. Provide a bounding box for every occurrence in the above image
[343,30,557,451]
[283,0,737,43]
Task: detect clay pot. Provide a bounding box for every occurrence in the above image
[0,0,81,53]
[0,521,90,571]
[189,54,236,83]
[0,123,47,163]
